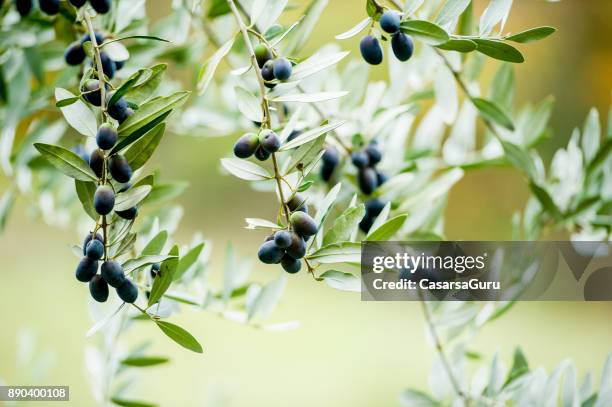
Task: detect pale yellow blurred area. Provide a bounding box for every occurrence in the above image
[1,0,611,406]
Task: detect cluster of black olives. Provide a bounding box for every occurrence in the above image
[65,31,126,79]
[352,142,388,233]
[258,195,318,274]
[233,128,281,162]
[74,124,137,304]
[14,0,111,17]
[74,118,138,303]
[320,145,340,182]
[351,141,386,195]
[360,10,414,65]
[76,231,138,303]
[254,43,293,88]
[73,66,140,303]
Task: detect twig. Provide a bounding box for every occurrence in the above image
[418,293,469,404]
[227,0,292,224]
[84,10,113,261]
[434,49,503,143]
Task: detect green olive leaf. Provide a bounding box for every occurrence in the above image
[34,143,97,182]
[473,39,524,63]
[154,320,203,353]
[124,123,165,170]
[400,20,449,45]
[148,245,179,307]
[506,26,556,43]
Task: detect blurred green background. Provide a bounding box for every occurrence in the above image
[1,0,611,405]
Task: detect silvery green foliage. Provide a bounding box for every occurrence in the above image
[400,301,612,406]
[85,216,294,405]
[1,2,288,405]
[197,0,611,404]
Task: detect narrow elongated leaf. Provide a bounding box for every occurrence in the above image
[110,397,155,407]
[308,242,361,264]
[55,88,97,137]
[208,0,230,17]
[366,215,408,241]
[245,218,282,230]
[109,68,149,108]
[124,64,167,105]
[115,185,152,211]
[336,17,372,40]
[122,254,176,274]
[290,51,350,81]
[506,26,556,43]
[56,96,79,107]
[271,91,348,104]
[399,389,439,406]
[75,180,98,220]
[503,347,530,387]
[250,0,268,25]
[471,97,515,130]
[313,183,342,247]
[280,121,345,150]
[120,356,169,367]
[235,87,263,122]
[173,243,205,281]
[118,91,189,138]
[319,270,360,292]
[268,18,302,47]
[34,143,97,181]
[530,182,562,219]
[86,303,126,337]
[197,36,235,95]
[142,231,168,256]
[247,274,287,321]
[148,245,179,307]
[124,123,165,170]
[582,108,600,164]
[284,134,325,174]
[112,111,171,154]
[323,205,365,246]
[474,39,524,63]
[501,140,537,179]
[399,20,449,45]
[436,0,472,27]
[154,320,203,353]
[104,42,129,62]
[102,35,170,46]
[479,0,513,37]
[587,138,612,175]
[436,39,477,52]
[221,158,272,181]
[284,0,328,54]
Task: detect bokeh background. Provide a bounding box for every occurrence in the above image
[1,0,612,405]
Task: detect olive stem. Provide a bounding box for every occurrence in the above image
[272,154,292,224]
[227,0,271,127]
[227,0,293,225]
[418,292,470,404]
[434,49,504,144]
[83,11,108,119]
[84,10,112,260]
